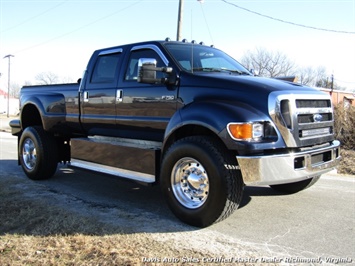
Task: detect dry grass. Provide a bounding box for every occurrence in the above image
[334,105,355,151]
[338,149,355,175]
[0,235,141,266]
[0,179,210,266]
[334,105,355,176]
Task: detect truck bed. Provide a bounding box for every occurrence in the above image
[20,82,81,135]
[21,82,79,92]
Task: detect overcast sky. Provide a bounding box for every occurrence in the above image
[1,0,354,91]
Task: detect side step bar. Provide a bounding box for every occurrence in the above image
[70,159,156,184]
[70,136,161,184]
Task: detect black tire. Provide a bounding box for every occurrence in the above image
[19,126,58,180]
[269,176,320,194]
[160,136,244,227]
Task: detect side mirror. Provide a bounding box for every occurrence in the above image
[137,58,175,84]
[249,69,258,76]
[137,58,157,84]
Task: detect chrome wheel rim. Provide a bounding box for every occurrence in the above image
[22,138,37,170]
[171,157,209,209]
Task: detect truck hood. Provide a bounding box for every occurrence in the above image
[180,72,324,102]
[179,72,328,116]
[183,72,319,93]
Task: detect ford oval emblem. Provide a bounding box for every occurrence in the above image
[313,114,323,122]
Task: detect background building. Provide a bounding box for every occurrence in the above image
[0,89,19,115]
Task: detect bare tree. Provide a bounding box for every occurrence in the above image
[60,76,75,84]
[35,72,59,85]
[240,47,296,77]
[315,76,346,90]
[10,82,21,98]
[298,66,327,86]
[34,72,76,85]
[298,66,316,85]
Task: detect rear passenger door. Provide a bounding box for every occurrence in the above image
[80,49,122,136]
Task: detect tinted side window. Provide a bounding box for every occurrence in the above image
[125,49,166,81]
[91,53,120,83]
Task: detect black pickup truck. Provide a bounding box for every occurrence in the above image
[11,39,341,227]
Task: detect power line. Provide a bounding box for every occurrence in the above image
[12,0,143,55]
[1,1,69,33]
[198,1,214,44]
[221,0,355,35]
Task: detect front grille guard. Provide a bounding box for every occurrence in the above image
[269,91,335,147]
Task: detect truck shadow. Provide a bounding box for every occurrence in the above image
[239,186,285,208]
[0,160,285,236]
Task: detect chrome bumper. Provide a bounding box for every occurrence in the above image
[237,140,341,185]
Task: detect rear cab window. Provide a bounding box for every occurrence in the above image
[91,51,121,84]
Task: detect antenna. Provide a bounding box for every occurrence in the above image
[191,10,194,73]
[191,44,195,74]
[198,0,214,45]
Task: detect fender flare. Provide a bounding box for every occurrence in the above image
[20,93,66,131]
[163,100,269,151]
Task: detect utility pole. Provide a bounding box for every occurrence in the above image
[176,0,184,41]
[330,74,334,96]
[3,54,14,118]
[176,0,205,41]
[331,74,334,90]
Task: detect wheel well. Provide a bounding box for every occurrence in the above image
[158,124,238,185]
[21,104,42,129]
[20,104,71,163]
[163,124,227,156]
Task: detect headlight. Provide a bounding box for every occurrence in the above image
[227,122,264,141]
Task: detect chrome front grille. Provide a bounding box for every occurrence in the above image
[269,91,335,147]
[296,99,330,108]
[297,113,332,124]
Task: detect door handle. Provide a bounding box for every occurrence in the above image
[116,89,123,102]
[83,91,89,102]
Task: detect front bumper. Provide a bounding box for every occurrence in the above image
[237,140,341,185]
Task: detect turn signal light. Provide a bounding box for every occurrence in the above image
[228,124,252,140]
[227,122,264,141]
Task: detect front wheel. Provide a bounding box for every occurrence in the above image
[269,176,320,194]
[19,126,58,180]
[160,136,244,227]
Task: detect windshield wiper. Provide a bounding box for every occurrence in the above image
[192,67,222,72]
[192,67,251,75]
[220,68,251,75]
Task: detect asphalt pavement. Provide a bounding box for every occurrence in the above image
[0,117,354,264]
[0,114,15,133]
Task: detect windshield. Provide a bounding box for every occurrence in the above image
[164,43,251,75]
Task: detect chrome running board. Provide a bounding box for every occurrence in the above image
[70,159,156,184]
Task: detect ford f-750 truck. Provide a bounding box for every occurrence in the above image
[10,39,341,227]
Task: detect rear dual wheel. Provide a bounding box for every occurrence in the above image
[19,126,58,180]
[161,136,244,227]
